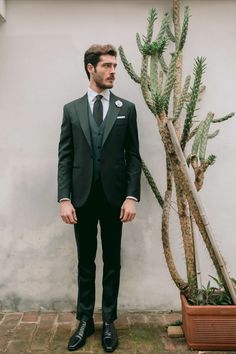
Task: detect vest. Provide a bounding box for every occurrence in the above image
[88,103,108,181]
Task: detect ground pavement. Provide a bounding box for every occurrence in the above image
[0,311,235,354]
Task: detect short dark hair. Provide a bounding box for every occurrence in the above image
[84,44,117,79]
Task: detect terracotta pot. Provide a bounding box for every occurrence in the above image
[181,294,236,350]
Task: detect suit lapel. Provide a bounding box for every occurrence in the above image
[74,94,92,149]
[102,92,120,147]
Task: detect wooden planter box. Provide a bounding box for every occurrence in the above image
[181,294,236,350]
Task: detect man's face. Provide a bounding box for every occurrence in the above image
[88,55,117,90]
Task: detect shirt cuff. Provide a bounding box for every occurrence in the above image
[60,198,71,202]
[126,196,137,202]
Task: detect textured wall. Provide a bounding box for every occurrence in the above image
[0,0,236,312]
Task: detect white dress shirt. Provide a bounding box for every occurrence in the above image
[87,87,110,118]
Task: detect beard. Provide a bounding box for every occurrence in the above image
[93,72,114,89]
[96,81,113,89]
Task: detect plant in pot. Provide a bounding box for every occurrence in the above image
[119,0,236,350]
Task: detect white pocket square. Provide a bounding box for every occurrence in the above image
[117,116,126,119]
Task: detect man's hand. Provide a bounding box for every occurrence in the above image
[60,200,77,224]
[120,199,136,222]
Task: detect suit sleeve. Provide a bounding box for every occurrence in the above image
[125,104,141,201]
[57,105,74,202]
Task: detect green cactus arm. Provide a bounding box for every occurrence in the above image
[199,112,214,162]
[173,75,191,120]
[141,159,164,208]
[173,0,180,43]
[181,57,207,150]
[166,23,176,42]
[150,53,158,95]
[118,46,141,84]
[187,118,217,142]
[178,6,190,51]
[212,112,235,123]
[145,8,158,44]
[191,121,204,155]
[163,52,179,112]
[159,55,168,74]
[140,55,155,113]
[136,33,144,54]
[185,84,206,103]
[157,37,168,57]
[156,12,170,42]
[153,92,166,115]
[207,129,219,139]
[159,70,164,93]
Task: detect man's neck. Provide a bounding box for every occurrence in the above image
[89,83,104,94]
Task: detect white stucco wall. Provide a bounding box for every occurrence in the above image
[0,0,235,312]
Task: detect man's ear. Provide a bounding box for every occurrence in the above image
[87,63,94,76]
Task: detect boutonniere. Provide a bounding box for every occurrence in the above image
[115,100,123,108]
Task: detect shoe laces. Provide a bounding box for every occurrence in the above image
[104,323,113,338]
[77,321,87,338]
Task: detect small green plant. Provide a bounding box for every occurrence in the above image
[188,275,233,305]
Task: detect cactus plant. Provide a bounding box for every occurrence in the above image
[119,0,235,304]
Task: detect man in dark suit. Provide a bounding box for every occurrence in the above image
[57,44,141,352]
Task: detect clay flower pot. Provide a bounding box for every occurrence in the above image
[181,294,236,350]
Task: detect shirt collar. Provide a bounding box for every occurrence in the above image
[87,87,110,104]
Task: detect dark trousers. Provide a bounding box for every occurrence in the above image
[74,179,123,323]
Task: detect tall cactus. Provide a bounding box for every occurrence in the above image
[119,0,235,304]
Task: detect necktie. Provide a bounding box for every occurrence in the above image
[93,95,103,126]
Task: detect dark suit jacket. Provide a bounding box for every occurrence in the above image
[57,92,141,208]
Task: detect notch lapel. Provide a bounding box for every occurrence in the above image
[74,94,92,149]
[102,92,121,147]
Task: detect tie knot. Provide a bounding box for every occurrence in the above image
[95,95,103,102]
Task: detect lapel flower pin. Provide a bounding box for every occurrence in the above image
[115,100,123,108]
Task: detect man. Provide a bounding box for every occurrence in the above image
[57,44,141,352]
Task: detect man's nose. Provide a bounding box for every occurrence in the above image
[111,65,116,74]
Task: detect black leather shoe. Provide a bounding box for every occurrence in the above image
[102,322,118,352]
[68,318,95,351]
